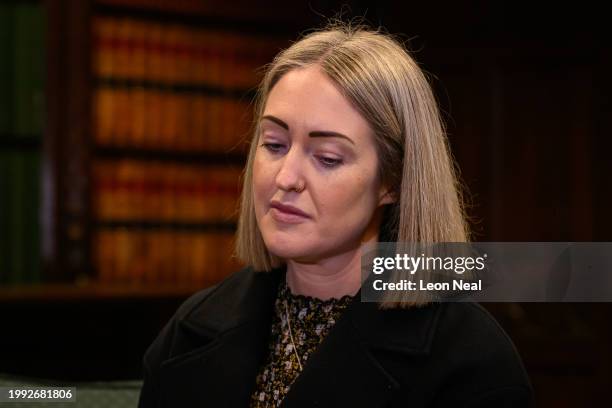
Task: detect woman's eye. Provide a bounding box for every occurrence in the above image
[317,156,343,168]
[260,143,285,153]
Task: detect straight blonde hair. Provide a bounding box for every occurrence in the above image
[235,21,470,308]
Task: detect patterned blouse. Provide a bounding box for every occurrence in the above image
[249,278,354,407]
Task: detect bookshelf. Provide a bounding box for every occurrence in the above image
[87,2,291,290]
[1,0,299,379]
[1,0,292,297]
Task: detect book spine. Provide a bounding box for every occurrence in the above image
[13,3,29,137]
[29,4,45,136]
[23,151,41,283]
[0,3,13,135]
[12,3,44,138]
[0,151,9,284]
[8,154,25,284]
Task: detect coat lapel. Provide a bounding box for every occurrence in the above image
[159,267,283,407]
[280,291,442,407]
[156,266,443,407]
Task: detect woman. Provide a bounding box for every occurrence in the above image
[138,22,533,407]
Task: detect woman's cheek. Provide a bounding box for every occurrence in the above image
[349,179,380,225]
[320,178,372,224]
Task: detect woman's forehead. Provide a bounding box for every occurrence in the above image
[262,67,373,140]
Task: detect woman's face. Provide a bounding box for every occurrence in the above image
[253,65,393,263]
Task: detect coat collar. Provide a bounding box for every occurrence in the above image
[160,266,443,407]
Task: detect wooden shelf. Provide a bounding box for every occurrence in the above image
[0,282,207,301]
[94,145,246,166]
[94,219,237,232]
[96,77,256,99]
[93,0,309,33]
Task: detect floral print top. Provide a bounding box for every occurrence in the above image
[249,277,354,407]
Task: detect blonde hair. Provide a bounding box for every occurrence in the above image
[235,21,470,308]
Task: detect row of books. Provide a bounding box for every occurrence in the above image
[0,2,44,136]
[92,16,283,89]
[93,229,242,284]
[0,151,41,285]
[93,86,253,151]
[92,159,243,221]
[89,13,258,286]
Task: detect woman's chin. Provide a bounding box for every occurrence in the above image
[267,245,309,260]
[264,236,315,261]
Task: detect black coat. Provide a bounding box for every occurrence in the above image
[138,266,533,407]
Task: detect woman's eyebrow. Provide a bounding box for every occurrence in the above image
[261,115,355,145]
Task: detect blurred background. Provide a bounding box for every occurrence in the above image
[0,0,610,406]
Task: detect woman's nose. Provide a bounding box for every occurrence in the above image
[275,148,305,193]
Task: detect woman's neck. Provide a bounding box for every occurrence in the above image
[285,244,367,301]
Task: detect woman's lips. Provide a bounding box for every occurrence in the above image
[269,201,310,223]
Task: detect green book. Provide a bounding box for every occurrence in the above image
[13,3,28,137]
[23,150,41,283]
[8,153,26,284]
[13,2,44,138]
[0,151,8,284]
[28,4,45,136]
[0,3,13,135]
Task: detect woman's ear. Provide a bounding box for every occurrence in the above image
[378,187,397,206]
